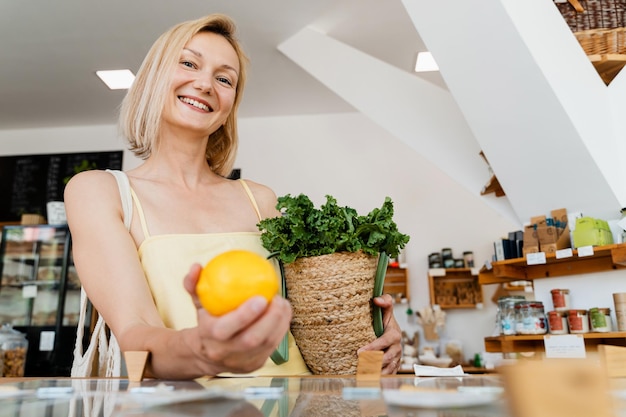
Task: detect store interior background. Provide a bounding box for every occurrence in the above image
[1,0,626,363]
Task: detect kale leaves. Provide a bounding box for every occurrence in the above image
[258,194,410,264]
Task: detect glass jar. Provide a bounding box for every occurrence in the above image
[428,252,442,268]
[567,309,590,334]
[498,296,525,335]
[0,324,28,377]
[589,307,612,332]
[548,310,568,335]
[463,251,475,268]
[441,248,453,261]
[550,289,571,312]
[515,301,547,335]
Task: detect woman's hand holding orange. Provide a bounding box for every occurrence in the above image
[182,256,291,375]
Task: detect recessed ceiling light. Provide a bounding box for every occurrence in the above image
[415,52,439,72]
[96,69,135,90]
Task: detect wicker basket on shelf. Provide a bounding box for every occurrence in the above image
[282,251,378,375]
[575,27,626,55]
[554,0,626,32]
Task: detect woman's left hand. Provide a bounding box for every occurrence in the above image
[358,294,402,374]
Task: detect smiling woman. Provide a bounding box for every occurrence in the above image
[63,12,402,381]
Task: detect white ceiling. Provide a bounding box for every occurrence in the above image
[0,0,434,131]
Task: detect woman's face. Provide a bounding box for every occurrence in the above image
[162,31,240,138]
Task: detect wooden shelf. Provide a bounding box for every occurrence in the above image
[478,243,626,285]
[589,54,626,85]
[428,268,482,309]
[485,332,626,353]
[384,266,409,301]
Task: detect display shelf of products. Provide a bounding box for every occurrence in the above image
[428,268,482,309]
[484,331,626,353]
[384,266,409,302]
[478,243,626,285]
[0,224,88,376]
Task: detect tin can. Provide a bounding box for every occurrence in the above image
[550,289,570,312]
[548,310,568,335]
[567,309,590,334]
[589,307,612,332]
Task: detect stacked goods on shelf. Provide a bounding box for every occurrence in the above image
[522,208,571,256]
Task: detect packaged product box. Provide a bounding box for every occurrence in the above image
[524,209,571,255]
[536,224,571,254]
[551,208,568,230]
[538,208,571,253]
[523,224,539,255]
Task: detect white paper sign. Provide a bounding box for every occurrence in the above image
[577,246,594,257]
[544,335,586,358]
[526,252,546,265]
[555,248,573,259]
[22,285,37,299]
[39,331,55,351]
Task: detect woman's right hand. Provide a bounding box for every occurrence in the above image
[182,263,292,375]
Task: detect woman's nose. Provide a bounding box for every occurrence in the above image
[193,75,212,94]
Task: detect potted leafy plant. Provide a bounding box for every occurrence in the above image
[258,194,410,374]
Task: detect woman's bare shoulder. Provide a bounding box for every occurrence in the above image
[63,170,125,224]
[239,179,279,218]
[64,169,119,198]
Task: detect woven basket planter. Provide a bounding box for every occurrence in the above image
[283,251,378,375]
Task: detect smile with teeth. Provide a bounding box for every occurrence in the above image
[179,96,212,112]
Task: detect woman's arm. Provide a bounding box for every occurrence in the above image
[64,171,292,379]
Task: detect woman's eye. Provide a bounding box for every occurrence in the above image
[217,76,233,87]
[180,60,196,69]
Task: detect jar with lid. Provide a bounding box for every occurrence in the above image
[547,310,568,335]
[567,309,590,334]
[463,251,474,268]
[0,324,28,377]
[550,289,571,312]
[589,307,612,332]
[428,252,442,268]
[497,296,525,335]
[515,301,547,335]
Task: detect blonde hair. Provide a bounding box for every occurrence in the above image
[119,14,248,176]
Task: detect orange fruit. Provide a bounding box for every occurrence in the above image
[196,249,279,316]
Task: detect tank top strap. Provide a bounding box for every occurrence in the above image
[129,188,151,239]
[105,169,132,230]
[238,179,262,221]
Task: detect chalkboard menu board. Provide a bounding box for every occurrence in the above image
[0,151,123,221]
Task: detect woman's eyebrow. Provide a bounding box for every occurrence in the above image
[182,47,239,75]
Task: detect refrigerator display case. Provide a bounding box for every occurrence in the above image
[0,224,90,376]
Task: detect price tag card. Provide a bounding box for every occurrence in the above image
[577,246,594,257]
[543,335,586,358]
[555,248,573,259]
[22,285,37,299]
[526,252,546,265]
